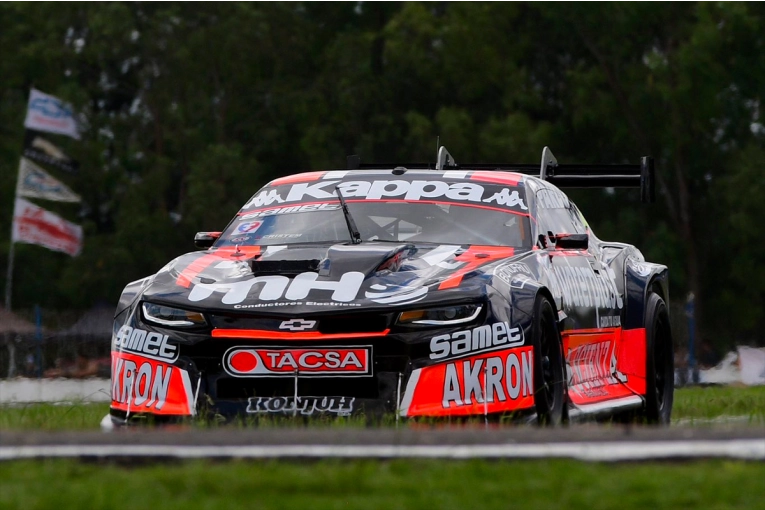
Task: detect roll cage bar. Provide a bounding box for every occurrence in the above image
[346,146,655,203]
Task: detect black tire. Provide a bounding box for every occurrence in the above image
[641,291,674,424]
[532,295,566,426]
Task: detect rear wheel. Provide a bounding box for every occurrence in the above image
[640,291,674,424]
[532,295,565,426]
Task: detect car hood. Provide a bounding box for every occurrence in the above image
[140,242,526,314]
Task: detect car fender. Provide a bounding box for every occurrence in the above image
[624,258,670,329]
[115,276,153,316]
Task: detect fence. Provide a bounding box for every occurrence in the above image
[1,306,112,380]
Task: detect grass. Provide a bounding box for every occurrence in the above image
[1,385,764,431]
[672,385,765,423]
[0,401,110,430]
[1,458,764,510]
[1,386,763,510]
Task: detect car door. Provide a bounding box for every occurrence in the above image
[534,186,630,405]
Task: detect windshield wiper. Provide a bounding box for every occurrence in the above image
[335,186,362,244]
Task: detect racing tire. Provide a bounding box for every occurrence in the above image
[640,291,674,425]
[532,295,566,426]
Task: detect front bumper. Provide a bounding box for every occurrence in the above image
[110,301,537,423]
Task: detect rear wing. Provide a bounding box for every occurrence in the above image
[347,146,655,203]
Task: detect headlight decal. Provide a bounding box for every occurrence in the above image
[142,302,206,327]
[397,304,482,326]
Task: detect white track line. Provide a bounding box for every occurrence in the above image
[1,440,764,462]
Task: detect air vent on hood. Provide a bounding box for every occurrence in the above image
[250,259,320,276]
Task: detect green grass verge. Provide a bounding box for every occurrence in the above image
[672,385,765,423]
[0,401,109,430]
[1,385,764,430]
[1,458,764,510]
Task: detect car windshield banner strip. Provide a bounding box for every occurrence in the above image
[241,178,529,214]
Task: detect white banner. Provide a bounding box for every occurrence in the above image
[739,346,765,386]
[16,158,81,203]
[12,198,83,257]
[23,89,80,139]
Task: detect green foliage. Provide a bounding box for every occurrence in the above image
[0,3,763,350]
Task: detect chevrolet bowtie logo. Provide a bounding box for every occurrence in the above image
[279,319,317,331]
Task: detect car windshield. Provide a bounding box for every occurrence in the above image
[216,177,532,248]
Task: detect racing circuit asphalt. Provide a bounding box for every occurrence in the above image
[2,424,764,462]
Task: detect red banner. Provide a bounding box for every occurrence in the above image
[12,197,82,256]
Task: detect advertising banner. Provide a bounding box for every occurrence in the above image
[23,131,78,173]
[23,88,80,139]
[16,158,81,203]
[12,198,83,256]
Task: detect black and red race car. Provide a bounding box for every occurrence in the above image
[108,147,673,426]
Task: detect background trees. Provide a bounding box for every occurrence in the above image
[1,2,763,354]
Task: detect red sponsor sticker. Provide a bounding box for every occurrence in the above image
[111,352,194,416]
[562,327,647,405]
[400,346,536,417]
[223,346,372,377]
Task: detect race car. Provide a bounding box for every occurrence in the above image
[108,146,673,426]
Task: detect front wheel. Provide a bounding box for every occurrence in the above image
[531,295,565,426]
[639,291,674,424]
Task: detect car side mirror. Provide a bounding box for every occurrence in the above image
[552,233,588,250]
[194,231,221,248]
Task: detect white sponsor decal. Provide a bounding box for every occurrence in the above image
[233,301,362,309]
[240,203,341,219]
[247,396,355,415]
[430,322,524,360]
[259,234,303,239]
[546,262,624,310]
[599,315,621,328]
[111,358,173,411]
[442,351,533,408]
[279,319,317,331]
[365,283,428,305]
[113,326,179,362]
[245,189,285,208]
[188,271,365,305]
[189,271,428,306]
[494,262,534,289]
[629,261,653,277]
[244,180,527,210]
[566,340,627,399]
[482,188,526,208]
